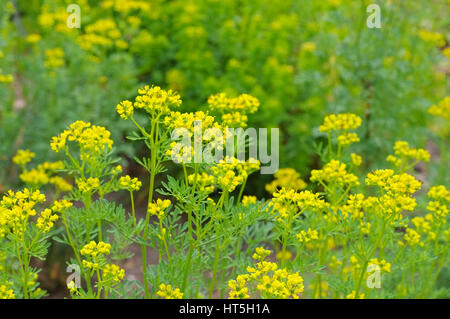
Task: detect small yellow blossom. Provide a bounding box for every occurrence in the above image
[157,283,183,299]
[13,149,35,166]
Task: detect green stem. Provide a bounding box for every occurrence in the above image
[237,177,247,204]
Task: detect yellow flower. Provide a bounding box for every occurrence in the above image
[44,48,65,68]
[230,248,304,299]
[296,228,319,243]
[319,113,362,132]
[337,132,360,146]
[76,177,100,193]
[208,93,260,114]
[428,96,450,121]
[268,188,326,223]
[35,208,59,233]
[50,121,113,157]
[26,34,42,43]
[133,85,182,115]
[428,185,450,202]
[80,241,111,257]
[156,283,183,299]
[13,149,35,166]
[103,264,125,283]
[365,170,421,194]
[119,175,142,191]
[19,169,49,186]
[403,228,421,246]
[228,274,250,299]
[49,176,73,192]
[265,168,307,194]
[311,160,360,187]
[0,188,46,237]
[242,195,257,207]
[418,29,445,47]
[276,250,292,262]
[387,141,430,171]
[187,172,215,194]
[148,199,171,220]
[369,258,391,273]
[116,100,134,119]
[351,153,362,166]
[210,157,259,193]
[0,282,15,299]
[346,290,364,299]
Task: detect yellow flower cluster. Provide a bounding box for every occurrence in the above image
[38,6,70,33]
[350,153,362,166]
[44,48,65,69]
[188,172,215,194]
[19,169,49,186]
[13,149,35,166]
[229,247,304,299]
[117,86,182,122]
[208,93,260,114]
[221,112,248,127]
[50,121,113,158]
[428,96,450,121]
[119,175,142,192]
[402,228,422,247]
[318,113,362,133]
[78,19,127,51]
[411,216,436,241]
[210,157,260,192]
[208,93,260,127]
[102,0,151,13]
[268,188,326,223]
[310,160,360,187]
[26,34,42,44]
[369,258,391,273]
[147,199,171,220]
[116,100,133,120]
[418,29,446,47]
[156,283,183,299]
[242,195,257,207]
[228,275,250,299]
[265,168,307,194]
[164,110,218,134]
[0,189,45,237]
[49,176,73,192]
[35,209,57,233]
[426,185,449,224]
[365,170,421,194]
[76,177,100,194]
[103,264,126,283]
[79,241,125,287]
[364,170,422,221]
[346,290,365,299]
[0,72,13,83]
[0,282,15,299]
[80,241,111,258]
[137,85,182,115]
[296,228,319,243]
[387,141,430,170]
[17,160,68,189]
[337,132,360,147]
[339,194,365,221]
[0,190,71,237]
